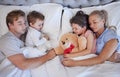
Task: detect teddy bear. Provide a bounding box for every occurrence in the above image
[54,32,87,55]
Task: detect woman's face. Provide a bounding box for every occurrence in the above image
[89,14,105,33]
[71,23,83,35]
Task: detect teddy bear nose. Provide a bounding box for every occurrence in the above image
[62,41,65,45]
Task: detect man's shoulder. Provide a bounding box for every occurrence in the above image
[0,32,17,43]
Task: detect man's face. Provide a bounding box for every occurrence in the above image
[9,16,27,36]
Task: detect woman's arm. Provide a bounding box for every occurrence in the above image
[62,39,118,66]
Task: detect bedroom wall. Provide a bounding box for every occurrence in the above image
[0,0,120,8]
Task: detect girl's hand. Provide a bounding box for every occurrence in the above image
[64,53,78,58]
[64,54,74,58]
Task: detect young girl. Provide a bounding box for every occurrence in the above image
[64,11,96,58]
[25,11,52,57]
[62,10,120,67]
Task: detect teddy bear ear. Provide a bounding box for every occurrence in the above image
[54,46,64,55]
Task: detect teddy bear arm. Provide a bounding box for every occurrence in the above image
[78,36,87,51]
[71,47,79,53]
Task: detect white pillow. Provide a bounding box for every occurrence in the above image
[0,3,63,47]
[29,3,63,47]
[104,2,120,35]
[61,6,101,36]
[0,5,29,37]
[61,2,120,36]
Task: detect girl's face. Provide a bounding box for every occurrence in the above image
[71,23,83,35]
[30,19,44,31]
[89,14,105,33]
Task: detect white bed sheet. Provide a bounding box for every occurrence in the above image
[22,47,120,77]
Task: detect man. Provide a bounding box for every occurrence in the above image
[0,10,56,77]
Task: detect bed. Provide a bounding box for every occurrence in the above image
[0,0,120,77]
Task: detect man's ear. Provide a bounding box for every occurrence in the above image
[8,23,13,29]
[30,22,33,27]
[8,23,12,26]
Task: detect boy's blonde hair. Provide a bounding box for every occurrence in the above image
[27,11,44,26]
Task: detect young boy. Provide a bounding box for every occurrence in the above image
[25,11,52,57]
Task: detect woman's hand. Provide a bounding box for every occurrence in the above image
[62,58,77,67]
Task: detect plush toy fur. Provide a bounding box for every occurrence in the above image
[54,32,87,55]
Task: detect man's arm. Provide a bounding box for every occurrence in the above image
[8,49,56,70]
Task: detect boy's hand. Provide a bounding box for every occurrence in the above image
[43,34,49,40]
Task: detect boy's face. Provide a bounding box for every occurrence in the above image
[9,16,27,36]
[30,19,44,31]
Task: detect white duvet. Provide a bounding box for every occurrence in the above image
[0,58,31,77]
[22,47,120,77]
[0,47,120,77]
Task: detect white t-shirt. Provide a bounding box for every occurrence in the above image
[0,31,31,77]
[25,27,47,47]
[0,31,24,58]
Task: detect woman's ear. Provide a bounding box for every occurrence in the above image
[101,19,105,24]
[101,19,106,26]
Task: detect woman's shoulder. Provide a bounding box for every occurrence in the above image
[102,28,118,42]
[104,28,117,36]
